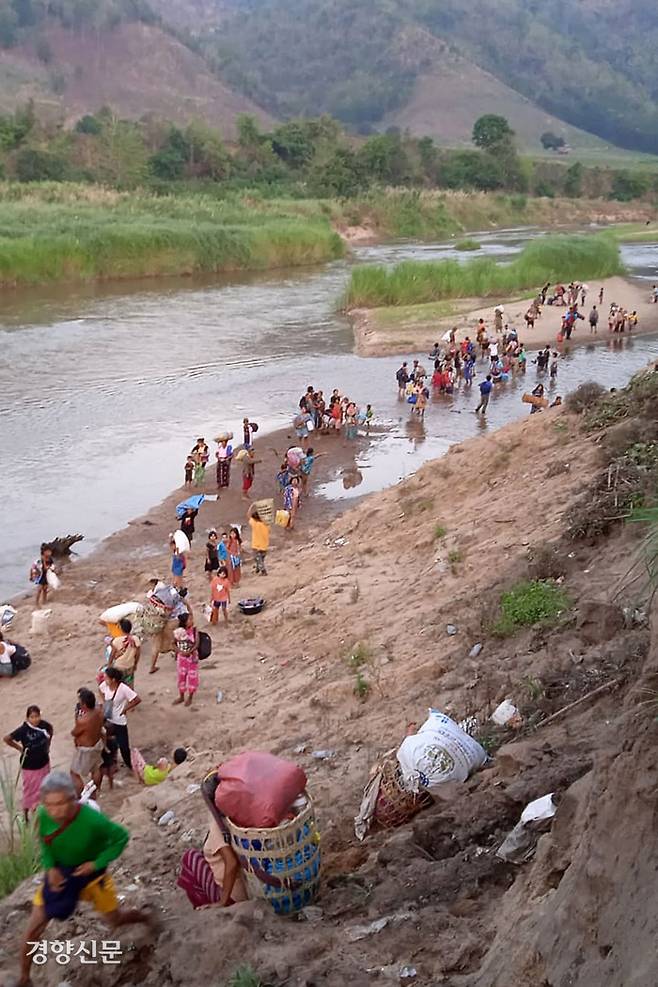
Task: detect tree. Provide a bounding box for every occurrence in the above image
[310,147,365,197]
[15,147,67,182]
[564,161,584,197]
[610,170,650,202]
[271,120,315,169]
[185,120,231,180]
[358,132,410,184]
[472,114,514,151]
[540,131,566,151]
[75,113,103,136]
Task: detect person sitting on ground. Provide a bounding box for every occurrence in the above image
[131,746,188,786]
[177,801,248,910]
[16,771,156,987]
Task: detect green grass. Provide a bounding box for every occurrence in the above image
[455,238,481,251]
[434,523,447,539]
[0,183,344,285]
[228,968,262,987]
[492,579,570,637]
[0,762,40,899]
[610,222,658,243]
[346,232,623,308]
[372,299,461,326]
[448,548,463,564]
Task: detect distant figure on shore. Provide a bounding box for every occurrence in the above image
[29,544,55,609]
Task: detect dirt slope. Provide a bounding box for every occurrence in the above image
[1,371,658,986]
[0,22,273,135]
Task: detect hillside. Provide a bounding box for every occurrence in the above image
[165,0,658,155]
[0,7,272,135]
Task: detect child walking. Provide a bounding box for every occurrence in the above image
[210,566,231,625]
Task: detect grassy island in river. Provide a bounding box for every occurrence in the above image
[345,233,624,308]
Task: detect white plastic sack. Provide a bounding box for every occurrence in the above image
[173,530,190,553]
[99,601,143,624]
[30,609,52,634]
[46,569,61,590]
[397,708,487,792]
[521,793,556,824]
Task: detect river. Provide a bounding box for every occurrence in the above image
[1,229,657,597]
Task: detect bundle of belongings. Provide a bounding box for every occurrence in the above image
[354,709,487,840]
[179,752,321,916]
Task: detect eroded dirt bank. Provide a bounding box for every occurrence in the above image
[1,369,658,987]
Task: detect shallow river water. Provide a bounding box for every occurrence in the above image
[1,229,657,596]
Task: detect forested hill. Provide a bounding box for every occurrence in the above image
[162,0,658,154]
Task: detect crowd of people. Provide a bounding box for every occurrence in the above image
[3,274,648,984]
[391,280,637,419]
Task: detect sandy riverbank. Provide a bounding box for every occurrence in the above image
[351,275,658,357]
[2,365,658,984]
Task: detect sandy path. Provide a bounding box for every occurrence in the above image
[352,275,658,357]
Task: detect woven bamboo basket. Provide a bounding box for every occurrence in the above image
[373,755,433,830]
[222,794,321,916]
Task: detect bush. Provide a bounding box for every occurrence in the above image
[454,238,480,251]
[492,579,570,637]
[0,762,40,899]
[565,381,606,415]
[15,148,68,182]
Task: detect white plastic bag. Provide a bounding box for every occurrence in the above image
[46,569,61,590]
[99,601,143,624]
[30,609,52,634]
[397,709,487,792]
[173,530,190,554]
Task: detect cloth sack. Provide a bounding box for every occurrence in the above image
[214,751,307,829]
[397,709,487,793]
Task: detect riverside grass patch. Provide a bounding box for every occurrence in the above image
[346,233,623,308]
[0,183,344,285]
[492,579,571,637]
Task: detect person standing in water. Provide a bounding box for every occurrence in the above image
[589,305,599,333]
[475,375,493,416]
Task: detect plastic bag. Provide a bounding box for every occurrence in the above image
[397,709,487,792]
[214,751,307,828]
[46,569,60,590]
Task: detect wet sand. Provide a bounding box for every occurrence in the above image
[352,275,658,356]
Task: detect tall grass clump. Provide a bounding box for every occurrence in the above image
[0,761,40,899]
[0,183,344,285]
[346,233,623,307]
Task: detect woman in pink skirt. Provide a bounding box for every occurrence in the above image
[172,612,199,707]
[3,705,53,820]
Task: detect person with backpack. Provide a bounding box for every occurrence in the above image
[172,610,200,707]
[4,705,53,820]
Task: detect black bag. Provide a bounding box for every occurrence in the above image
[197,631,212,660]
[10,643,31,675]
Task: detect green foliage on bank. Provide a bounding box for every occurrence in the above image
[0,184,344,285]
[346,233,623,308]
[492,580,571,637]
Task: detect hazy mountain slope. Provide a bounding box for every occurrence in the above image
[162,0,658,153]
[0,19,273,134]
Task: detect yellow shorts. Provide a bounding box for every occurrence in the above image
[34,873,118,914]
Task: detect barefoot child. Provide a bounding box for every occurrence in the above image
[184,455,195,487]
[210,566,231,625]
[227,527,242,586]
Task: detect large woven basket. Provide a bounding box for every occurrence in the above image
[202,773,321,916]
[223,795,321,916]
[374,755,433,830]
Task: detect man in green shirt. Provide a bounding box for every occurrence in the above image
[18,771,155,987]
